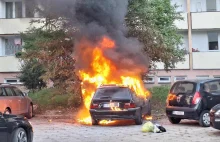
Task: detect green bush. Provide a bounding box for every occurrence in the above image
[29,88,81,111]
[149,85,171,113]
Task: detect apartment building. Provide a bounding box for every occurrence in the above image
[0,0,39,84]
[145,0,220,86]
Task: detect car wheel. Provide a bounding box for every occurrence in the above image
[4,108,11,114]
[11,128,28,142]
[92,118,98,125]
[135,109,143,125]
[26,105,33,119]
[199,110,210,127]
[168,117,181,124]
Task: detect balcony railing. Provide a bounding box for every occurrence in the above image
[193,51,220,69]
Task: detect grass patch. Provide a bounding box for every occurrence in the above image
[29,88,81,112]
[149,85,171,114]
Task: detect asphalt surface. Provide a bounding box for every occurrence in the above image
[31,117,220,142]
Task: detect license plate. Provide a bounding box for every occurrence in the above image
[103,103,119,108]
[172,111,184,115]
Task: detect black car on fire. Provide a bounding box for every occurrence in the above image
[210,104,220,130]
[89,84,151,125]
[0,112,33,142]
[166,79,220,127]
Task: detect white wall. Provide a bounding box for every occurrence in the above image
[192,31,208,51]
[0,0,5,18]
[180,32,189,51]
[191,0,207,12]
[171,0,187,12]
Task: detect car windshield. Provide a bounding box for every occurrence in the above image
[170,82,196,95]
[94,87,131,99]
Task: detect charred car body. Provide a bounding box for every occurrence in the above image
[166,79,220,127]
[90,85,151,125]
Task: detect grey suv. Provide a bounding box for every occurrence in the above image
[0,85,33,119]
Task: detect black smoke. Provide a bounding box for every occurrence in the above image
[33,0,149,73]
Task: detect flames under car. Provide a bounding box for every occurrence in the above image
[89,85,151,125]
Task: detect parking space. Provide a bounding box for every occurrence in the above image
[31,118,220,142]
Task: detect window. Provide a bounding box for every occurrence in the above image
[196,75,209,79]
[174,76,187,82]
[143,76,154,84]
[206,0,217,11]
[171,82,196,94]
[208,32,219,50]
[158,76,171,84]
[6,2,13,19]
[4,78,22,85]
[0,88,6,96]
[5,88,14,96]
[15,2,22,18]
[196,2,202,12]
[214,76,220,79]
[4,37,22,56]
[13,87,23,96]
[203,81,220,93]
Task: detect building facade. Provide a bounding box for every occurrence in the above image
[0,0,40,84]
[0,0,220,86]
[145,0,220,86]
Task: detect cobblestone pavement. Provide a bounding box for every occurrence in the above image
[31,118,220,142]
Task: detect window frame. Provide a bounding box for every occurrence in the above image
[158,76,171,84]
[143,76,155,84]
[207,32,219,51]
[174,76,187,82]
[4,78,23,85]
[196,75,209,80]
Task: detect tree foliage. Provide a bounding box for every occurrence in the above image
[126,0,185,70]
[19,59,46,91]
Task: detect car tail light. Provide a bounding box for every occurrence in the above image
[90,103,99,109]
[124,103,136,109]
[166,93,175,105]
[192,92,201,105]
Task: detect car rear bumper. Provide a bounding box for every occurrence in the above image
[210,116,220,130]
[90,108,139,120]
[166,106,200,120]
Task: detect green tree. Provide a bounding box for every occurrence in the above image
[19,59,46,91]
[126,0,185,70]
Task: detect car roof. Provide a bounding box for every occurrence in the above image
[97,84,129,89]
[176,78,220,84]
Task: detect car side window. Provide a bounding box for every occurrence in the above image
[13,87,24,96]
[4,87,14,96]
[0,88,6,96]
[203,81,220,95]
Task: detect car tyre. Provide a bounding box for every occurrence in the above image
[11,128,28,142]
[135,109,143,125]
[4,108,11,114]
[26,104,33,119]
[199,110,210,127]
[92,118,98,125]
[168,117,181,124]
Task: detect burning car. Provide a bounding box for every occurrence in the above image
[89,84,151,125]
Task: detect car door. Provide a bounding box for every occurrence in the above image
[0,88,7,113]
[203,81,220,109]
[0,115,7,142]
[12,87,28,114]
[4,87,20,115]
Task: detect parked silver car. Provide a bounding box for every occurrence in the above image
[0,85,33,119]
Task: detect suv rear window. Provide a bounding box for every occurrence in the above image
[94,87,131,99]
[171,82,196,95]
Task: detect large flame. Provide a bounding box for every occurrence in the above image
[77,36,150,125]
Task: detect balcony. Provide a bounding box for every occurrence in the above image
[0,56,21,72]
[174,13,188,30]
[155,55,190,70]
[191,12,220,29]
[193,52,220,69]
[0,18,43,34]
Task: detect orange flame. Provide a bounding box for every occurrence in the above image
[76,36,149,125]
